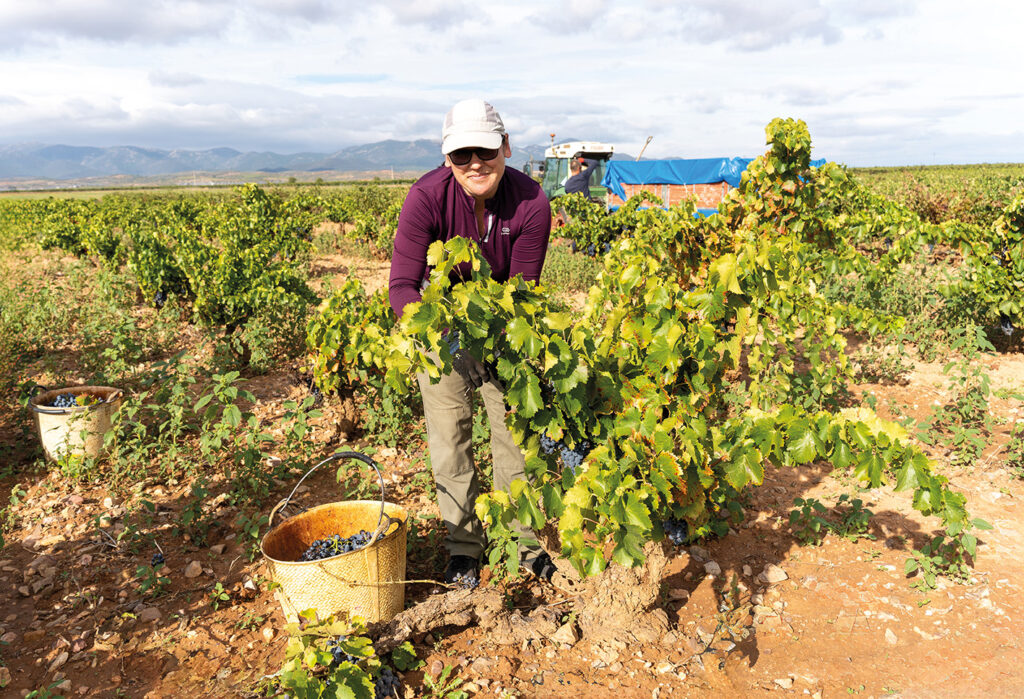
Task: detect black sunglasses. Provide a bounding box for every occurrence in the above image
[448,137,505,166]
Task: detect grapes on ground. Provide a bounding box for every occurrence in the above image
[151,552,165,567]
[299,530,374,562]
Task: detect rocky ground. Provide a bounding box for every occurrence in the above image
[0,245,1022,697]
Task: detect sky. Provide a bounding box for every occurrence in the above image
[1,0,1022,167]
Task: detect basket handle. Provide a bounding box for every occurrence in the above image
[269,451,387,533]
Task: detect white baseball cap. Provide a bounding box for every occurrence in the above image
[441,99,506,155]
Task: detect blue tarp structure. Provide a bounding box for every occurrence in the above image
[601,157,828,201]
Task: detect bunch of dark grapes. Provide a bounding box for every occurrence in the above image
[51,393,77,409]
[663,518,689,546]
[374,667,402,698]
[445,330,461,356]
[151,552,165,567]
[539,433,558,455]
[559,441,591,476]
[153,290,167,309]
[299,530,373,562]
[326,636,359,666]
[1000,315,1015,337]
[538,433,591,475]
[451,569,479,590]
[307,375,323,406]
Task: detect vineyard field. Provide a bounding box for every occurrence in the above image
[0,122,1023,697]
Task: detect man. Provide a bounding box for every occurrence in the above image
[389,99,554,586]
[564,156,599,199]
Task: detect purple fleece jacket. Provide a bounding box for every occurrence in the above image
[388,166,551,318]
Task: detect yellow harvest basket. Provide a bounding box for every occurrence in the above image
[261,452,407,625]
[29,385,123,463]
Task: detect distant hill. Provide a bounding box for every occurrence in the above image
[0,139,630,183]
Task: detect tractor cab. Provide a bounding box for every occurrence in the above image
[540,141,614,201]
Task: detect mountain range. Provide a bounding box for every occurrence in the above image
[0,140,576,182]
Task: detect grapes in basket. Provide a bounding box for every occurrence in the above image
[299,530,373,561]
[50,392,101,408]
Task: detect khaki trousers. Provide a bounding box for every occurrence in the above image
[417,365,537,560]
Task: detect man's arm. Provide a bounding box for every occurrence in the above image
[389,186,438,318]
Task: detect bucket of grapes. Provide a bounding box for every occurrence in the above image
[29,385,123,464]
[261,451,408,625]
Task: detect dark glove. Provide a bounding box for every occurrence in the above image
[452,348,490,388]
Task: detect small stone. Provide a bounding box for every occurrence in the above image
[0,632,16,644]
[549,623,579,646]
[668,588,689,602]
[48,651,69,672]
[703,561,721,576]
[17,585,30,597]
[28,554,56,572]
[78,554,93,566]
[102,496,117,508]
[742,564,753,577]
[656,661,675,674]
[469,657,494,675]
[210,544,227,555]
[183,561,203,578]
[462,683,479,694]
[774,677,794,689]
[0,666,9,687]
[885,628,897,645]
[261,627,275,642]
[758,564,788,584]
[23,630,46,644]
[688,545,710,562]
[428,659,444,678]
[67,495,84,506]
[138,607,161,623]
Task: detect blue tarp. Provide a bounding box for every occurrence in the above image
[601,157,827,200]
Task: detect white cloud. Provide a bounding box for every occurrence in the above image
[0,0,1022,165]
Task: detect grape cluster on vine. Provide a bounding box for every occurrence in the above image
[374,666,402,697]
[299,530,373,562]
[450,569,479,590]
[326,636,359,666]
[539,433,591,475]
[663,518,689,546]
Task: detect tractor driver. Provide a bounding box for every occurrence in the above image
[388,98,555,587]
[564,155,599,199]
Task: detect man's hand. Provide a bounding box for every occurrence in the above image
[452,348,490,388]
